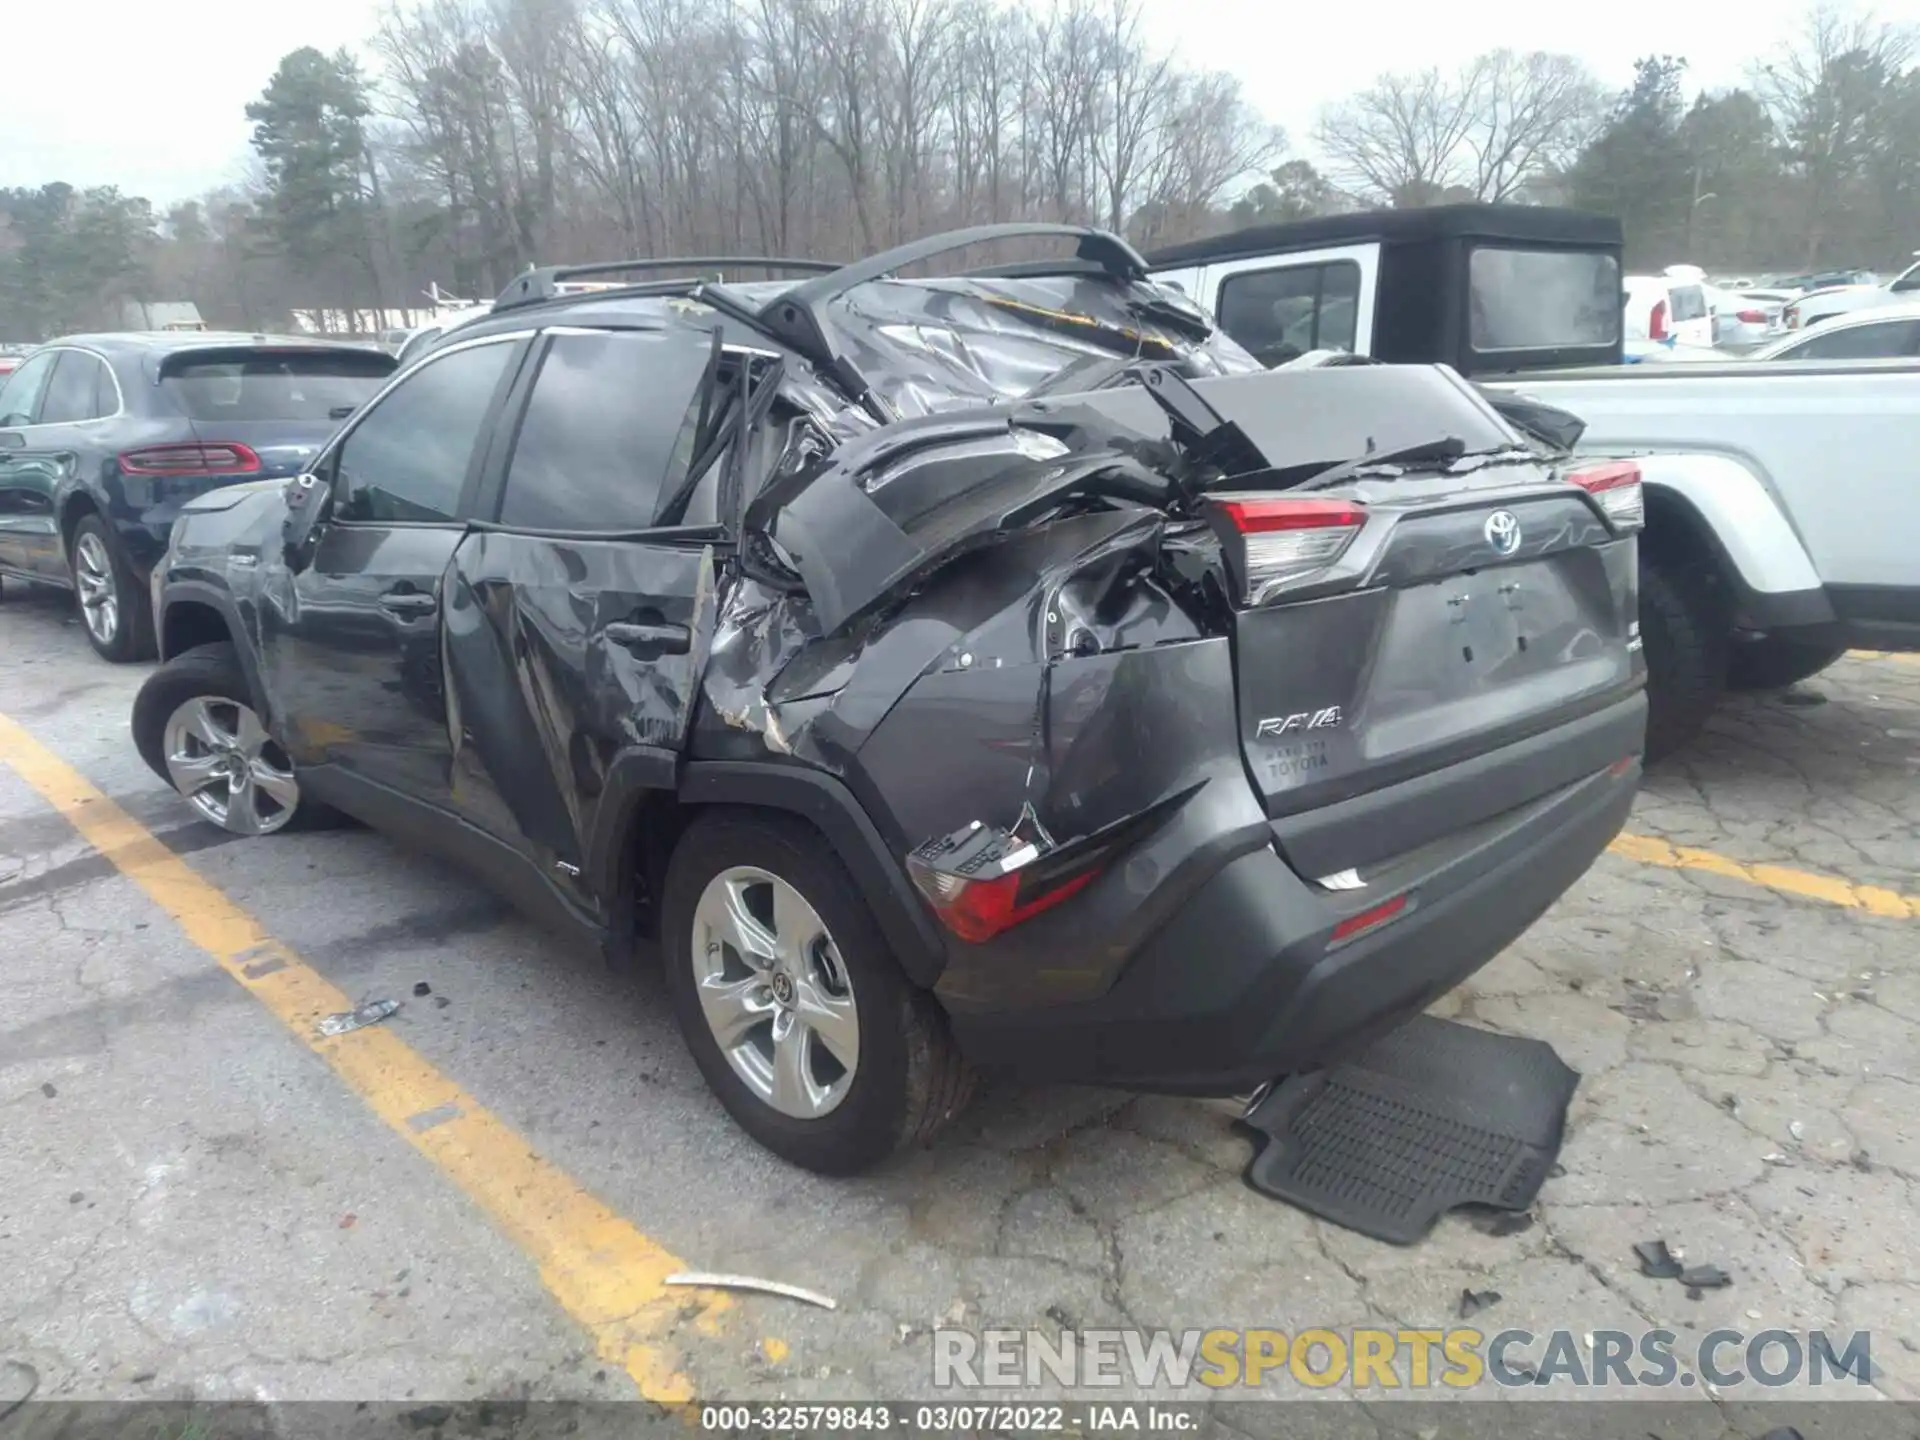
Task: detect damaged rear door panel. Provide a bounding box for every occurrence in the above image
[443,531,717,910]
[439,325,726,917]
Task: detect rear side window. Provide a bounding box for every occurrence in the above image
[163,349,395,422]
[1470,249,1622,351]
[498,330,713,532]
[1784,319,1920,360]
[334,340,516,524]
[1216,262,1362,367]
[37,352,111,424]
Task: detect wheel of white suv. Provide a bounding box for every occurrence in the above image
[68,514,156,663]
[661,811,974,1174]
[132,642,308,837]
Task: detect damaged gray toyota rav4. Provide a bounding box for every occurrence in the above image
[132,223,1645,1174]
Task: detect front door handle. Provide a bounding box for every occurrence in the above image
[602,620,690,654]
[379,589,438,616]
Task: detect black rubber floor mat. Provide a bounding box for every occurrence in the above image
[1242,1014,1579,1245]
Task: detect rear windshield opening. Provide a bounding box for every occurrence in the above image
[1469,248,1622,352]
[161,350,396,422]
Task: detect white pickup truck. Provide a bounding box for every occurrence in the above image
[1484,359,1920,756]
[1148,206,1920,758]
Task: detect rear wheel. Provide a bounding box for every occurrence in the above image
[1639,555,1728,762]
[1727,635,1848,692]
[68,513,155,663]
[662,811,974,1174]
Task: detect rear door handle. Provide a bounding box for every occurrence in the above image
[379,590,438,616]
[602,621,690,654]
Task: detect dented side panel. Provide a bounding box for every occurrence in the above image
[443,530,715,900]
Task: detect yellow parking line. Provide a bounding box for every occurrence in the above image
[1848,650,1920,664]
[1609,832,1915,920]
[0,712,730,1402]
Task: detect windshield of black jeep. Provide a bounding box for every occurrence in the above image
[1468,248,1622,352]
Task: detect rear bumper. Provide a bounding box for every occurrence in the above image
[945,727,1640,1094]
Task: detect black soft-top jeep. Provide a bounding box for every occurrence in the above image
[133,223,1645,1173]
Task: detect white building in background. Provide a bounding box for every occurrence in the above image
[119,301,206,331]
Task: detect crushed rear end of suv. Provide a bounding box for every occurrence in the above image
[134,224,1645,1173]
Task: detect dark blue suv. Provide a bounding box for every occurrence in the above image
[0,332,394,660]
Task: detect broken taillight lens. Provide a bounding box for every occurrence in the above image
[1567,461,1644,532]
[1207,496,1367,606]
[1648,299,1669,341]
[906,822,1100,944]
[119,443,262,476]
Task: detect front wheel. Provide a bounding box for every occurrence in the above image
[132,642,309,837]
[1727,635,1848,692]
[661,811,974,1174]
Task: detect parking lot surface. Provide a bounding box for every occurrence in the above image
[2,581,1917,1418]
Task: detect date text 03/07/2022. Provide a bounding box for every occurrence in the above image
[698,1403,1199,1433]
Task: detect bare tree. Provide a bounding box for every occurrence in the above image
[1317,51,1600,206]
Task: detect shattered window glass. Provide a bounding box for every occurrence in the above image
[1469,248,1621,352]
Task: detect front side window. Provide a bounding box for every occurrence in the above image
[1217,261,1363,367]
[1783,319,1920,361]
[0,351,57,426]
[38,352,111,424]
[498,330,718,532]
[1890,264,1920,295]
[1469,248,1622,351]
[334,340,515,524]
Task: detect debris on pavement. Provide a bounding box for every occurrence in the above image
[665,1271,837,1311]
[1633,1240,1685,1279]
[316,999,402,1037]
[1457,1288,1501,1320]
[1680,1264,1732,1299]
[413,981,432,997]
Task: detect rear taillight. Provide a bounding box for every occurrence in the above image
[1329,892,1410,946]
[1568,460,1644,531]
[1737,309,1767,324]
[1785,305,1802,329]
[1648,299,1669,341]
[119,443,261,476]
[907,822,1101,943]
[1207,495,1367,605]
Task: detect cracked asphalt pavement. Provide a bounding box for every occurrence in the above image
[2,581,1917,1421]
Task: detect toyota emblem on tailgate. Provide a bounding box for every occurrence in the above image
[1484,510,1522,556]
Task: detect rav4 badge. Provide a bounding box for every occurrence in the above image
[1256,706,1343,738]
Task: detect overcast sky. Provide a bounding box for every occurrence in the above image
[4,0,1918,204]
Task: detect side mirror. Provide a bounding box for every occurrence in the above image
[282,472,331,570]
[0,417,29,434]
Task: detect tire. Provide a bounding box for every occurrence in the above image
[68,513,156,663]
[662,810,974,1174]
[131,641,331,836]
[1639,555,1729,763]
[1727,635,1848,692]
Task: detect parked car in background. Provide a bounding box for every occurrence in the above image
[1624,270,1714,352]
[1487,357,1920,754]
[134,224,1644,1173]
[1747,301,1920,361]
[1784,258,1920,330]
[0,333,395,660]
[1147,204,1624,374]
[1705,285,1783,351]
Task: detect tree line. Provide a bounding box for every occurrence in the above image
[0,0,1914,340]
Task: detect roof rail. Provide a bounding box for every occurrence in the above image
[494,257,844,312]
[755,223,1150,377]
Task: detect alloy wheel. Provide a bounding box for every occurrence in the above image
[690,865,860,1119]
[161,696,300,836]
[73,532,119,645]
